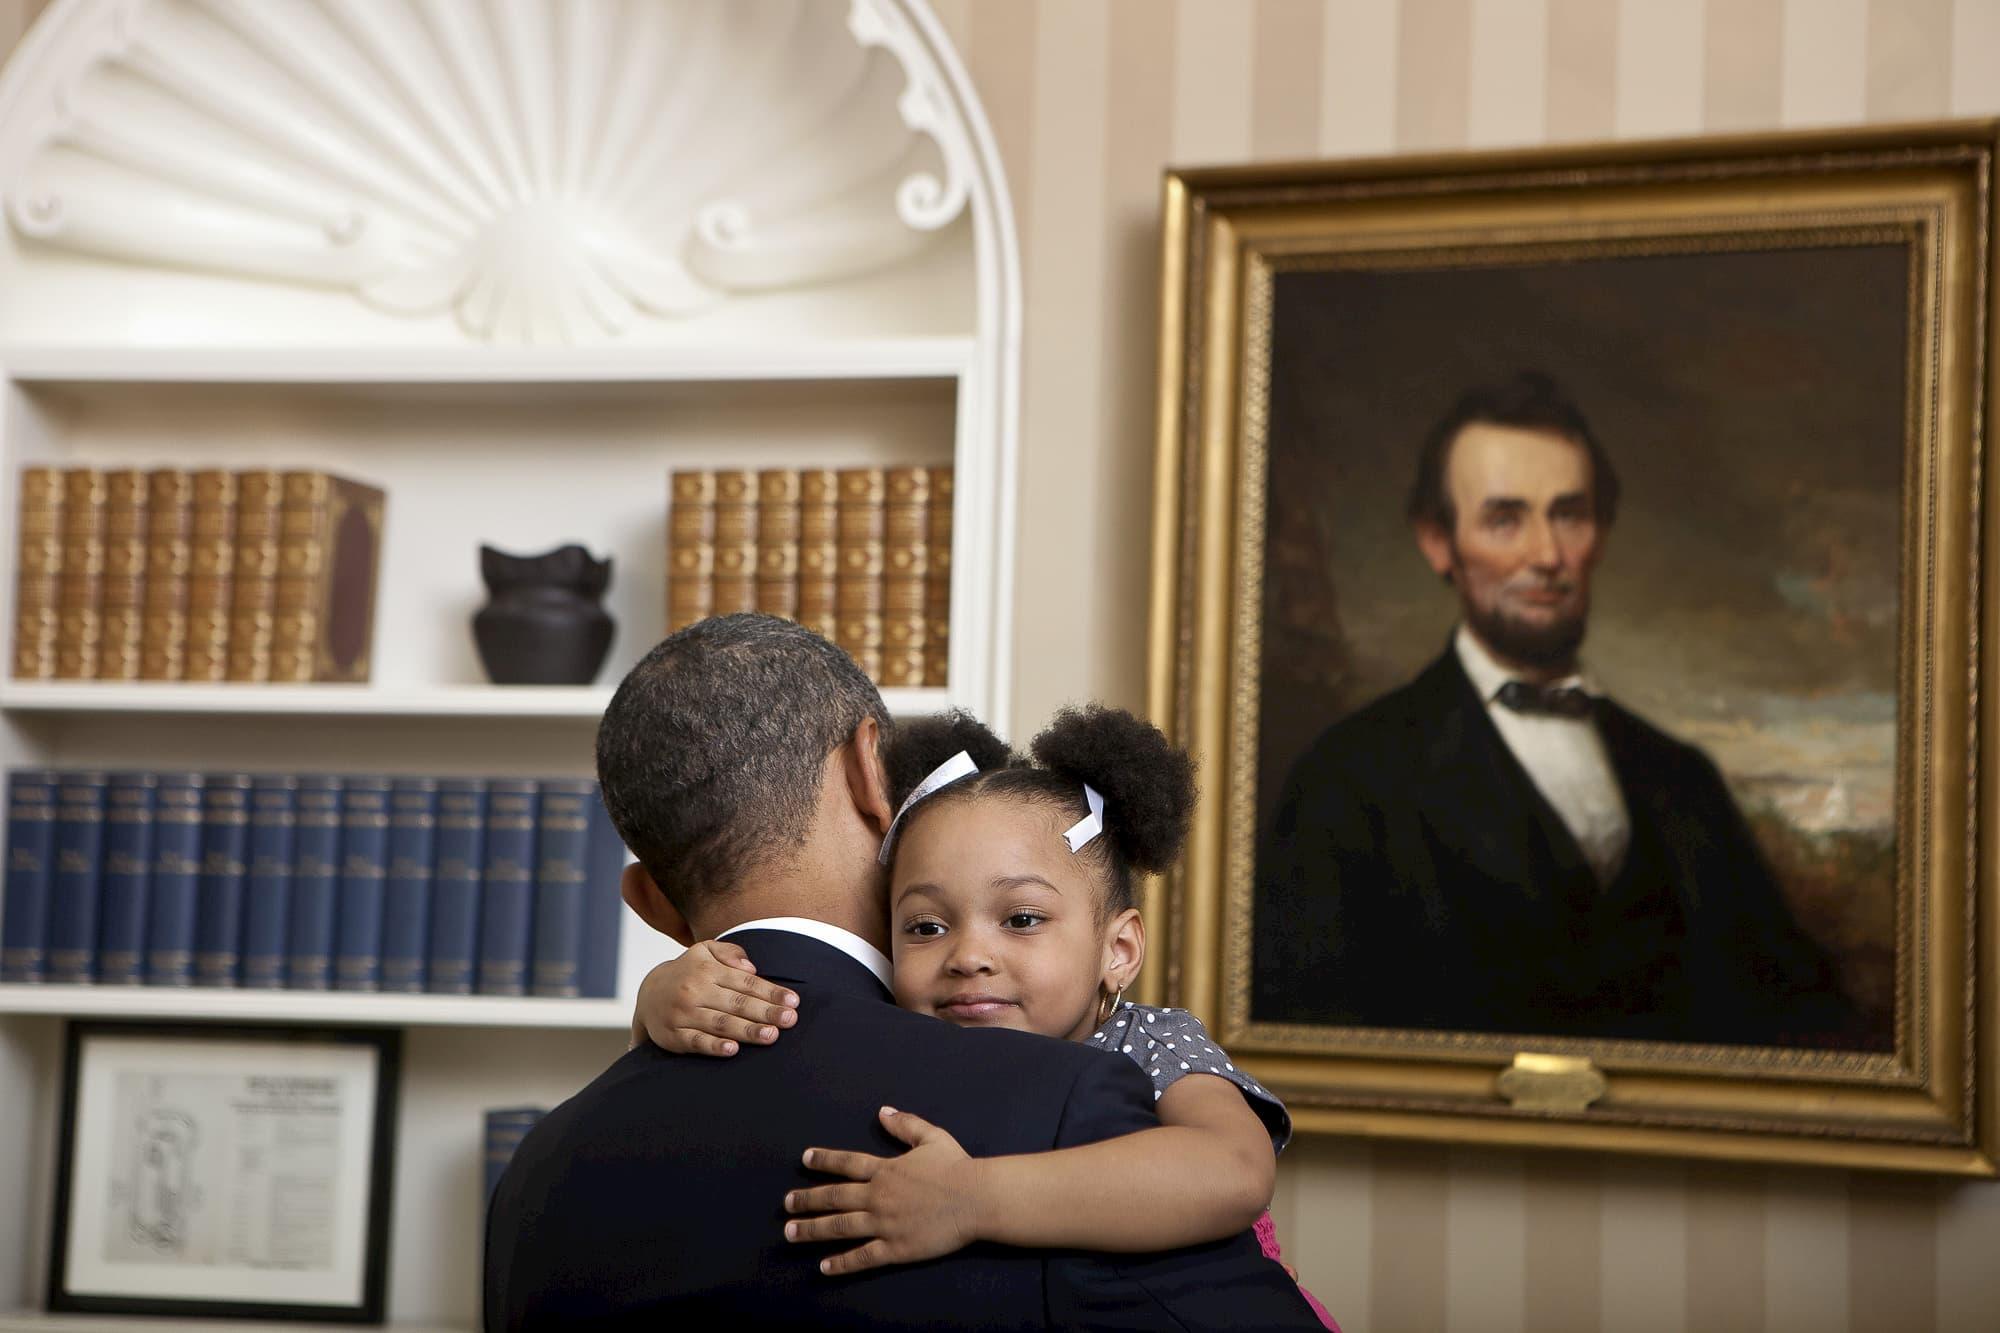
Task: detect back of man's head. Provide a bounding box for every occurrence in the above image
[595,613,892,918]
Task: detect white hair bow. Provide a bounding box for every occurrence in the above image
[874,751,1109,863]
[877,750,980,865]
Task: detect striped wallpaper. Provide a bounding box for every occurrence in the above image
[0,1,1994,1330]
[925,1,2000,1331]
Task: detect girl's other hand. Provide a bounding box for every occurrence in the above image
[784,1107,980,1275]
[628,941,799,1056]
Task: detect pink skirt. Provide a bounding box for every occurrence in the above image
[1255,1211,1341,1331]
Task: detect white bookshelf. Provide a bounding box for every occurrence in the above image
[0,338,977,386]
[0,985,633,1030]
[0,1315,464,1333]
[0,368,977,712]
[0,682,950,720]
[0,0,1023,1325]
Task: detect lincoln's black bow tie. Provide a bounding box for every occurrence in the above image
[1495,680,1594,718]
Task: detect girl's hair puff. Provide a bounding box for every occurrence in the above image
[884,710,1017,809]
[1029,705,1196,879]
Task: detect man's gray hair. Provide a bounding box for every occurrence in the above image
[595,614,891,914]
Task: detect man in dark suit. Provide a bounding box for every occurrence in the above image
[1256,373,1859,1047]
[486,614,1320,1330]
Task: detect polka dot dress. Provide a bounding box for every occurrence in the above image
[1089,1001,1292,1152]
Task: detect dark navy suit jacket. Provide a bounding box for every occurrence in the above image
[485,928,1323,1330]
[1256,650,1864,1047]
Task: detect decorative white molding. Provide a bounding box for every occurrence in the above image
[847,0,973,232]
[0,0,1023,733]
[0,0,979,344]
[896,0,1023,734]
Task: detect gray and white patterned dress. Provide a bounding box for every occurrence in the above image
[1089,1001,1291,1152]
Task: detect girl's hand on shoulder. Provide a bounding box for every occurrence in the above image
[629,941,799,1056]
[784,1107,981,1275]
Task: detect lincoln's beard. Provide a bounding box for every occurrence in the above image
[1457,576,1590,673]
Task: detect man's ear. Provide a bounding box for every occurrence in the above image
[841,714,896,838]
[1414,519,1456,581]
[1102,907,1146,995]
[621,862,693,947]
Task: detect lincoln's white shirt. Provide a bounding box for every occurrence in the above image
[717,917,894,993]
[1454,625,1631,887]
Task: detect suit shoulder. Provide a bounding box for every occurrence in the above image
[1287,664,1453,781]
[1599,699,1728,780]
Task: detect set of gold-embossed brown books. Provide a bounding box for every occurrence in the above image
[11,467,386,684]
[668,466,953,687]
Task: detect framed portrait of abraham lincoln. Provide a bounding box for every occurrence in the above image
[1144,120,2000,1173]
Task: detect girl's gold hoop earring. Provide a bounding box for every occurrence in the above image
[1097,983,1128,1027]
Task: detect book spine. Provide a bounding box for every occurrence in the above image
[2,769,60,982]
[96,773,158,985]
[323,477,385,683]
[529,780,592,998]
[666,470,715,633]
[47,772,109,984]
[924,466,953,686]
[11,467,63,680]
[184,469,238,683]
[483,1107,547,1200]
[880,466,931,687]
[140,469,194,681]
[145,775,203,986]
[754,469,802,620]
[427,778,488,995]
[286,776,343,989]
[54,469,107,681]
[835,468,886,680]
[709,470,758,616]
[193,775,252,987]
[270,472,327,682]
[334,776,392,991]
[94,470,149,682]
[241,775,298,989]
[272,472,386,683]
[381,777,438,994]
[579,786,628,999]
[226,470,284,683]
[476,781,539,997]
[796,468,839,643]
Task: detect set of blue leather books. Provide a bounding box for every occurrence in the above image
[2,769,628,997]
[484,1106,549,1201]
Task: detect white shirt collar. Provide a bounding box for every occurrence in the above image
[1453,624,1629,886]
[715,917,893,994]
[1454,624,1592,704]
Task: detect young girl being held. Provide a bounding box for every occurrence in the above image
[633,706,1336,1330]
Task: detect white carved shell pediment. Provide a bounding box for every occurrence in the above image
[0,0,972,343]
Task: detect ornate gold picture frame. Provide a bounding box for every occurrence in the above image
[1145,121,1998,1173]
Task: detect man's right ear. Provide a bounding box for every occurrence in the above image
[842,714,896,839]
[1414,519,1456,582]
[621,862,693,947]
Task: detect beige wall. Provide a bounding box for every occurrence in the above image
[926,0,2000,1330]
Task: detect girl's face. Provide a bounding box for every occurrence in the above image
[888,794,1140,1043]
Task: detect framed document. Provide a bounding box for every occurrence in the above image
[48,1023,400,1322]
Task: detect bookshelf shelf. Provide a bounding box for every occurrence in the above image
[0,338,976,387]
[0,682,950,720]
[0,984,631,1030]
[0,1315,466,1333]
